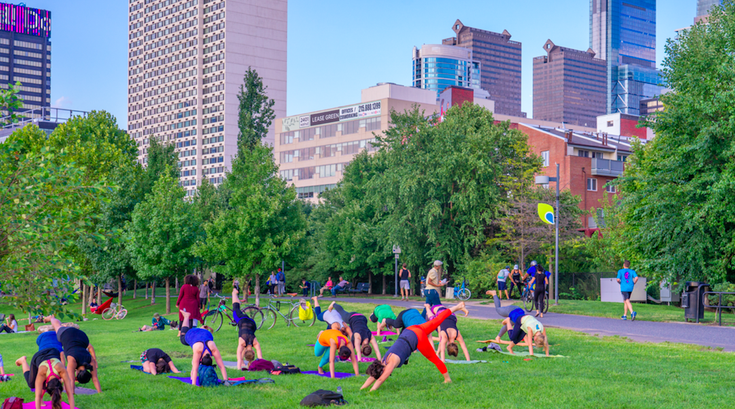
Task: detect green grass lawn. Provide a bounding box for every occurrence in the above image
[1,294,733,408]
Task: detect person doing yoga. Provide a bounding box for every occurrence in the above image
[311,297,351,334]
[179,310,231,386]
[36,331,65,365]
[44,317,101,393]
[425,304,471,362]
[16,333,75,409]
[232,287,263,370]
[314,328,359,378]
[485,291,549,356]
[382,308,426,335]
[369,304,396,335]
[140,348,181,375]
[361,302,467,391]
[329,303,382,361]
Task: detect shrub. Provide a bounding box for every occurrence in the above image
[458,252,509,298]
[708,282,735,307]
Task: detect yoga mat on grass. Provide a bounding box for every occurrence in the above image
[371,331,397,336]
[34,386,98,395]
[168,376,274,386]
[301,371,354,379]
[130,364,152,374]
[336,357,377,363]
[445,359,488,364]
[23,403,78,409]
[479,349,565,358]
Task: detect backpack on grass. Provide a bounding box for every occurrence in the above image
[197,364,219,387]
[1,398,24,409]
[300,390,346,407]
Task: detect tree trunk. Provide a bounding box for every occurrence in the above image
[175,277,179,294]
[97,285,101,306]
[133,280,137,299]
[81,284,86,316]
[88,285,94,311]
[255,273,261,307]
[382,274,386,295]
[368,271,373,294]
[165,277,171,314]
[117,275,123,307]
[151,282,156,305]
[145,282,149,299]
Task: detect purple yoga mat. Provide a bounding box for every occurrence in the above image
[168,376,260,386]
[22,403,77,409]
[301,371,355,379]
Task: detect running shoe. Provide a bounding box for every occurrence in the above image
[631,311,637,321]
[621,315,627,320]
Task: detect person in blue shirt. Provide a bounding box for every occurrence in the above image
[616,260,639,321]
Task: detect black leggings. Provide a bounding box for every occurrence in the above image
[534,290,545,311]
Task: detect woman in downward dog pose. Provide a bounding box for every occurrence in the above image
[329,303,381,361]
[232,287,262,370]
[426,304,471,362]
[16,332,75,409]
[361,302,467,391]
[314,328,359,378]
[179,310,231,386]
[44,317,101,393]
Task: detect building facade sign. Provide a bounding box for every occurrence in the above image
[282,101,382,131]
[0,4,51,38]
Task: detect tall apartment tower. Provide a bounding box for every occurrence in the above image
[0,3,52,113]
[442,19,523,117]
[127,0,287,196]
[697,0,722,21]
[590,0,663,116]
[412,44,488,99]
[533,40,606,127]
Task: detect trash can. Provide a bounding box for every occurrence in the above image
[682,281,709,322]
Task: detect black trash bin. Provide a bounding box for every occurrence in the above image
[683,281,709,322]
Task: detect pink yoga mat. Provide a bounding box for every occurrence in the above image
[372,331,397,336]
[23,403,78,409]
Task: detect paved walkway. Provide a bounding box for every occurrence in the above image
[325,296,735,351]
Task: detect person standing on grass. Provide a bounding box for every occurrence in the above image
[268,271,277,295]
[425,261,445,307]
[399,264,411,301]
[276,268,285,296]
[617,260,638,321]
[496,266,510,300]
[177,275,203,329]
[199,278,211,310]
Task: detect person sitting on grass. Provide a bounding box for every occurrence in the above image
[361,302,467,392]
[318,277,334,297]
[139,313,173,332]
[329,303,382,361]
[89,300,98,314]
[179,310,231,386]
[232,287,262,371]
[314,328,359,378]
[299,278,311,297]
[369,304,397,335]
[425,304,471,362]
[44,316,101,393]
[140,348,181,375]
[16,341,75,409]
[0,314,17,333]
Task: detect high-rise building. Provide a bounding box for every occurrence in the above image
[127,0,287,196]
[442,19,523,117]
[589,0,664,115]
[697,0,722,21]
[0,3,52,113]
[533,40,606,127]
[411,44,488,99]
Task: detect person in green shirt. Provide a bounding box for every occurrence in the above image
[369,304,396,335]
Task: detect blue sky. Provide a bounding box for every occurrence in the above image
[25,0,695,128]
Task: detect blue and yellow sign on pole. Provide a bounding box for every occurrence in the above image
[538,203,555,225]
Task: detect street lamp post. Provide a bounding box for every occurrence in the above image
[392,245,401,297]
[535,163,560,306]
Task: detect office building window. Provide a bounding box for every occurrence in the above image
[587,178,597,191]
[617,154,628,162]
[541,151,549,167]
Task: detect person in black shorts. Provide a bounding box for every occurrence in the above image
[426,304,471,362]
[140,348,181,375]
[528,265,549,318]
[44,316,101,394]
[16,332,75,409]
[232,287,262,370]
[399,264,411,301]
[330,304,381,361]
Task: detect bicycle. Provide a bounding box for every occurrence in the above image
[453,277,471,301]
[522,284,549,314]
[202,294,265,332]
[102,302,128,320]
[253,294,316,329]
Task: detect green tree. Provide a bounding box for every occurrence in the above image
[0,82,24,126]
[0,133,106,316]
[126,171,203,313]
[615,3,735,285]
[195,144,306,306]
[237,67,275,151]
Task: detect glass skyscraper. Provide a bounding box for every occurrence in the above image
[589,0,664,115]
[697,0,722,19]
[412,44,486,98]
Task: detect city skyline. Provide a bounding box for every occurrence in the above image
[14,0,694,127]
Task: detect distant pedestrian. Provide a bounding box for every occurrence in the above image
[399,264,411,301]
[509,265,523,298]
[199,278,211,309]
[176,274,202,329]
[425,261,445,307]
[496,266,510,300]
[268,271,277,295]
[528,265,548,318]
[277,268,285,296]
[617,260,638,321]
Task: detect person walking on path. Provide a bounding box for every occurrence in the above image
[617,260,639,321]
[425,261,445,307]
[399,264,411,301]
[268,271,277,295]
[496,266,510,300]
[177,274,203,329]
[528,265,549,318]
[276,268,285,296]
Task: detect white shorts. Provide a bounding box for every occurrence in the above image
[399,280,410,290]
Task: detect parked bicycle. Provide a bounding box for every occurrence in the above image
[255,294,316,329]
[453,277,471,301]
[102,302,128,320]
[202,294,264,332]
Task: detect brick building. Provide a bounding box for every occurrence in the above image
[520,123,638,229]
